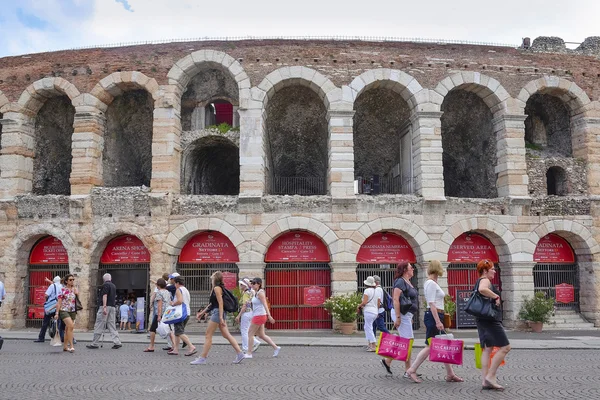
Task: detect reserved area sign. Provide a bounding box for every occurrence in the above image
[448,233,499,263]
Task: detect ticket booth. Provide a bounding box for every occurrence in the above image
[264,231,331,329]
[533,234,578,310]
[448,232,501,328]
[356,232,419,331]
[96,235,150,329]
[176,231,239,314]
[26,236,70,328]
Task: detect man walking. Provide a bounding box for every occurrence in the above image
[372,275,389,336]
[86,273,122,349]
[34,276,63,343]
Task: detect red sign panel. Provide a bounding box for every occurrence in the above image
[100,235,150,264]
[303,286,326,306]
[29,236,69,265]
[178,231,239,263]
[265,231,330,262]
[448,233,499,263]
[534,234,575,263]
[33,287,47,305]
[357,232,416,263]
[555,283,575,303]
[222,271,238,290]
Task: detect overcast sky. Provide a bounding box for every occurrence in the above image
[0,0,598,57]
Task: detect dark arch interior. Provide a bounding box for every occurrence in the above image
[525,93,572,156]
[547,166,568,195]
[103,90,154,187]
[182,135,240,195]
[353,87,411,193]
[33,95,75,195]
[441,90,497,198]
[266,85,328,195]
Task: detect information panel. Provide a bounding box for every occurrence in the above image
[29,236,69,264]
[265,231,330,262]
[356,233,416,263]
[178,231,239,263]
[100,235,151,264]
[534,234,575,263]
[448,233,499,263]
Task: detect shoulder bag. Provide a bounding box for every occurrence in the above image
[44,284,58,315]
[464,279,499,320]
[395,279,413,315]
[75,294,84,311]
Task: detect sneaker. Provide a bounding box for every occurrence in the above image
[190,357,207,365]
[33,339,45,343]
[273,346,281,358]
[244,354,253,359]
[112,344,122,349]
[233,352,245,364]
[86,345,99,349]
[253,340,261,352]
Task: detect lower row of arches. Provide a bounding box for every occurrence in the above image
[23,230,584,330]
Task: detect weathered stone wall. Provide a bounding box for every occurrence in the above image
[527,154,587,197]
[525,93,572,156]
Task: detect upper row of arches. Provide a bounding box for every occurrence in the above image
[0,49,596,199]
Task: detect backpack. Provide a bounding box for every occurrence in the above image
[382,289,393,312]
[221,286,238,313]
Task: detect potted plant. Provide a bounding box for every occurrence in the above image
[518,292,555,332]
[323,293,363,334]
[444,295,456,329]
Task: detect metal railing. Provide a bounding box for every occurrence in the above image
[355,176,414,195]
[177,263,239,314]
[533,263,579,310]
[25,265,71,328]
[269,175,326,196]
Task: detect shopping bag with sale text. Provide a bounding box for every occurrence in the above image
[429,336,464,365]
[375,332,413,361]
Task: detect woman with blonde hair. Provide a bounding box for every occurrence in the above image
[190,271,245,365]
[403,260,463,383]
[54,274,78,353]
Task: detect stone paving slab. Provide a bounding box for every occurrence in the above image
[0,340,599,400]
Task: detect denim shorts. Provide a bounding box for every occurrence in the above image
[210,308,227,323]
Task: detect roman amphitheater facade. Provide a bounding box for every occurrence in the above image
[1,36,600,330]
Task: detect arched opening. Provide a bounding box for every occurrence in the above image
[175,231,240,317]
[547,166,568,195]
[103,90,154,187]
[26,236,70,328]
[441,90,497,198]
[266,86,328,195]
[181,67,239,131]
[264,231,331,329]
[95,235,150,330]
[353,88,412,194]
[32,96,75,195]
[181,135,239,195]
[355,232,419,331]
[447,232,501,328]
[533,234,578,311]
[525,93,572,156]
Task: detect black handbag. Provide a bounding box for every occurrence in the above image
[465,279,500,320]
[396,279,413,315]
[48,320,57,338]
[75,295,84,311]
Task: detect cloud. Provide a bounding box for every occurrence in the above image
[16,8,50,30]
[115,0,133,12]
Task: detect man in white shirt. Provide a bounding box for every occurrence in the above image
[34,276,63,343]
[372,275,390,336]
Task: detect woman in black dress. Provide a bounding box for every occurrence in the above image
[475,259,511,391]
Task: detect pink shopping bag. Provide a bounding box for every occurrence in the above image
[376,332,413,361]
[429,337,464,365]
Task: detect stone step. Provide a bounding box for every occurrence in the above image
[544,323,596,330]
[545,310,598,329]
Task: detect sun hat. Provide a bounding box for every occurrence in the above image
[53,276,61,283]
[364,276,376,287]
[238,278,251,288]
[250,277,263,285]
[168,272,180,279]
[373,275,381,283]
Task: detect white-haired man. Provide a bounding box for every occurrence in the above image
[34,276,63,343]
[87,273,122,349]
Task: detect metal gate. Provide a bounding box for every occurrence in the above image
[95,263,150,329]
[356,264,420,331]
[533,263,579,310]
[176,263,239,314]
[25,264,70,328]
[265,263,332,330]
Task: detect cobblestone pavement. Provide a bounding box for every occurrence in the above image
[1,340,599,400]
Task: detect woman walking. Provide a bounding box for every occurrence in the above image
[54,274,78,353]
[144,278,170,352]
[404,260,463,383]
[244,278,281,359]
[381,262,419,377]
[190,271,245,365]
[475,259,510,391]
[356,276,380,352]
[234,278,262,354]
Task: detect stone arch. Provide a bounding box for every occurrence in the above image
[255,217,339,262]
[253,67,341,110]
[351,217,432,262]
[528,220,599,262]
[518,76,591,115]
[440,218,515,262]
[17,77,81,115]
[168,50,251,108]
[348,69,425,111]
[90,71,159,106]
[434,72,512,116]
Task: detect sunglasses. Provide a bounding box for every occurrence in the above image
[67,278,75,281]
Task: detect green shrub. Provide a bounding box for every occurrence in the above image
[518,291,555,323]
[323,293,362,323]
[444,294,456,317]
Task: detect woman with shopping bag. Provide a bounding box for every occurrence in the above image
[143,278,171,352]
[404,260,463,383]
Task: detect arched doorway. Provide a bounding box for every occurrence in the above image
[26,236,69,328]
[448,232,501,328]
[176,231,240,316]
[355,232,419,331]
[264,231,331,329]
[533,234,578,310]
[96,235,150,330]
